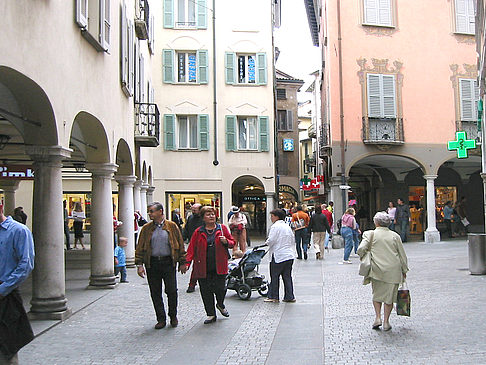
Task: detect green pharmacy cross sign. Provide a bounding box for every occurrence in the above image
[447,131,476,159]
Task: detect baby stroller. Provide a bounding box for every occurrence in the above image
[226,244,269,300]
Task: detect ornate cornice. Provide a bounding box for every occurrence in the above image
[361,26,398,37]
[450,63,477,87]
[453,34,475,45]
[357,58,404,85]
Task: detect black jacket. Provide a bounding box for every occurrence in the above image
[309,212,331,233]
[183,213,203,241]
[0,289,34,359]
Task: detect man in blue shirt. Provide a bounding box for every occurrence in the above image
[0,202,35,364]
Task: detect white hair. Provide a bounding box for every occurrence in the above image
[373,211,392,227]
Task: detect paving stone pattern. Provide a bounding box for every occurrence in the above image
[18,239,486,364]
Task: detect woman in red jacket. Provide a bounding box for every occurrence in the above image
[186,206,235,324]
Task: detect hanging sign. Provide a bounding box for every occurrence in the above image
[447,131,476,159]
[300,175,325,191]
[0,165,35,180]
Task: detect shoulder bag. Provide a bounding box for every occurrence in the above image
[358,231,374,277]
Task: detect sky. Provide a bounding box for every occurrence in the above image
[274,0,321,92]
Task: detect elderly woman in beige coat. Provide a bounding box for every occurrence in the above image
[358,211,408,331]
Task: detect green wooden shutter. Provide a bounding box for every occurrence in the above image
[164,114,176,150]
[259,116,269,152]
[198,114,209,150]
[197,50,209,84]
[163,49,174,84]
[197,0,207,29]
[256,53,267,85]
[225,115,237,151]
[164,0,174,28]
[225,52,236,84]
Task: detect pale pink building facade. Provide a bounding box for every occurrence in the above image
[306,0,480,242]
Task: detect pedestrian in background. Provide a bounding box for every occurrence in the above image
[135,202,187,330]
[322,203,333,251]
[443,201,454,238]
[228,206,248,254]
[291,205,310,260]
[256,208,266,235]
[12,207,27,225]
[114,237,129,283]
[63,200,71,250]
[171,208,184,233]
[186,206,234,324]
[340,207,357,264]
[358,211,408,332]
[455,196,469,235]
[71,202,86,249]
[183,203,203,293]
[0,203,35,364]
[264,209,297,303]
[395,198,410,242]
[386,201,396,231]
[240,206,252,247]
[309,204,331,260]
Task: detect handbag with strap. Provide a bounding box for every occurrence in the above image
[396,281,411,316]
[359,231,374,277]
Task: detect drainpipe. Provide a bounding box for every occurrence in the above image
[337,0,346,213]
[212,0,219,166]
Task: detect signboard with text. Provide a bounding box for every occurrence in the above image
[0,165,35,180]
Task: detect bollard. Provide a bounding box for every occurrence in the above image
[468,234,486,275]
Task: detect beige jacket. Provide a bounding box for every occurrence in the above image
[357,227,408,285]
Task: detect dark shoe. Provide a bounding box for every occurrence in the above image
[186,286,195,293]
[216,304,229,317]
[120,280,129,283]
[304,252,308,260]
[282,299,296,303]
[154,321,166,329]
[316,252,320,260]
[204,316,216,324]
[372,319,382,329]
[170,317,178,327]
[297,257,302,260]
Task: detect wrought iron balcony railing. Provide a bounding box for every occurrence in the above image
[135,102,160,147]
[308,123,317,138]
[362,117,404,146]
[135,0,150,40]
[458,121,480,143]
[319,123,331,158]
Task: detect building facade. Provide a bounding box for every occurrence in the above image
[0,0,159,318]
[152,0,278,227]
[307,0,480,242]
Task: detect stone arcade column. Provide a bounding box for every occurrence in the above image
[265,192,276,235]
[27,146,72,320]
[329,176,344,233]
[0,180,20,216]
[115,175,136,267]
[133,179,142,218]
[140,183,149,219]
[86,163,118,288]
[424,175,441,243]
[146,186,155,206]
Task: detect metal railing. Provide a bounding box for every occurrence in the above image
[135,0,150,39]
[362,117,404,144]
[134,102,160,146]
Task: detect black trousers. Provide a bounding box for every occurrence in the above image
[63,222,70,250]
[268,257,295,301]
[146,257,178,322]
[198,273,226,317]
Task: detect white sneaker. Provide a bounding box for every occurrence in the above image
[343,260,352,264]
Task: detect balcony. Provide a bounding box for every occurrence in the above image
[362,117,404,148]
[319,123,331,158]
[308,123,317,138]
[305,153,316,168]
[135,102,160,147]
[135,0,150,40]
[459,121,481,143]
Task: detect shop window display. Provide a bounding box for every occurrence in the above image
[167,192,221,223]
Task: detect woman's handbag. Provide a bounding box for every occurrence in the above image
[358,231,374,277]
[396,281,411,316]
[291,218,305,230]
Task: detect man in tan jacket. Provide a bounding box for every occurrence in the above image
[135,202,187,330]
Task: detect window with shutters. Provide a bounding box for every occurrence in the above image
[277,110,293,131]
[237,54,257,84]
[362,0,394,27]
[459,78,479,122]
[120,4,134,97]
[177,115,198,149]
[163,49,209,84]
[176,0,196,27]
[75,0,111,52]
[276,89,287,100]
[163,0,207,29]
[454,0,475,35]
[226,115,269,152]
[366,74,396,119]
[238,117,258,150]
[225,52,267,85]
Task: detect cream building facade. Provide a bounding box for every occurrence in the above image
[0,0,159,319]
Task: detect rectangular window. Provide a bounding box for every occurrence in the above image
[277,110,293,131]
[177,115,198,149]
[459,78,479,121]
[367,73,396,118]
[75,0,110,52]
[363,0,392,27]
[238,116,258,150]
[455,0,475,35]
[177,52,197,83]
[176,0,196,27]
[238,54,256,84]
[276,88,287,100]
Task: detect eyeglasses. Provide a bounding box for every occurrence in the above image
[148,209,160,213]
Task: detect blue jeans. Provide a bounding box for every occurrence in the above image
[398,220,409,242]
[341,227,354,261]
[115,265,127,282]
[324,232,330,248]
[388,222,395,232]
[295,228,309,259]
[352,230,360,254]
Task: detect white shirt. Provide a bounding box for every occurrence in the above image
[265,220,297,263]
[387,207,396,220]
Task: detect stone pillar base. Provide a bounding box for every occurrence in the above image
[425,230,441,243]
[30,296,68,314]
[28,308,72,321]
[88,274,117,288]
[126,256,135,268]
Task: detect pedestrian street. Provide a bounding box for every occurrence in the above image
[19,239,486,364]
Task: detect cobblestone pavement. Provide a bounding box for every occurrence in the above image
[18,239,486,364]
